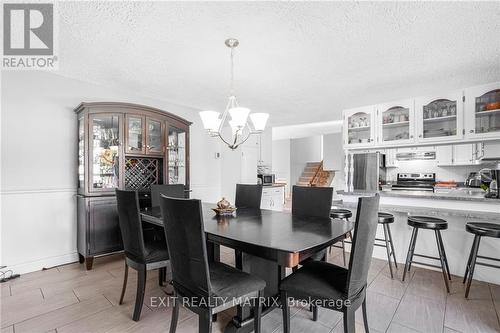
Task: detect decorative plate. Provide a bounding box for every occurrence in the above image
[212,207,237,216]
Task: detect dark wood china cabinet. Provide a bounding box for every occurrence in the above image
[75,102,191,269]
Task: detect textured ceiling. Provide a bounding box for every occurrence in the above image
[57,1,500,126]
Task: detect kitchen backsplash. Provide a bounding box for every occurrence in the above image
[386,160,488,183]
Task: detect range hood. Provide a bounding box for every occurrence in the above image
[396,151,436,161]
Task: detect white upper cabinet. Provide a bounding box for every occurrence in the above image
[415,91,464,143]
[464,82,500,139]
[376,99,415,146]
[343,106,376,148]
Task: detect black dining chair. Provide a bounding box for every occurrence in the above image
[115,189,170,321]
[151,184,185,207]
[160,195,266,333]
[280,195,380,333]
[292,186,334,263]
[235,184,263,209]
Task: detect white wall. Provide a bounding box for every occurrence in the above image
[0,71,222,274]
[290,136,323,186]
[272,139,291,193]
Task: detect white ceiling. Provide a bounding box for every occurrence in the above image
[57,1,500,126]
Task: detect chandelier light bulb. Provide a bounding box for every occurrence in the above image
[228,107,250,129]
[199,110,221,133]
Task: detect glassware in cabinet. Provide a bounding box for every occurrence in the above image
[415,92,463,143]
[343,106,376,147]
[377,100,414,145]
[146,117,163,154]
[126,115,144,154]
[89,114,121,191]
[465,83,500,138]
[167,126,186,185]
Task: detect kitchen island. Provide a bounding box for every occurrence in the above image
[337,189,500,284]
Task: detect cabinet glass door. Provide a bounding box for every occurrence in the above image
[473,89,500,135]
[126,116,144,154]
[378,100,414,145]
[146,118,163,154]
[89,114,120,191]
[78,117,85,190]
[344,106,375,146]
[167,126,186,185]
[416,92,463,142]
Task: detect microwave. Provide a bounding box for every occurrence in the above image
[258,174,275,186]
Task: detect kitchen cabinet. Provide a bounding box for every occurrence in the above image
[436,144,477,166]
[384,148,398,168]
[343,106,376,148]
[464,82,500,139]
[75,102,191,269]
[415,91,464,143]
[261,186,284,211]
[377,99,415,145]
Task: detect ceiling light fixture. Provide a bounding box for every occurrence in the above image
[199,38,269,150]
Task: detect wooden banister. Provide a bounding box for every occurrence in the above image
[309,161,324,187]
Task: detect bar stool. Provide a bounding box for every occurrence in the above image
[375,212,398,278]
[463,222,500,298]
[329,208,352,265]
[402,215,451,292]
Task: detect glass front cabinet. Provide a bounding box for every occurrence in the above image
[415,91,463,143]
[343,106,377,148]
[75,102,191,269]
[464,82,500,139]
[376,99,415,145]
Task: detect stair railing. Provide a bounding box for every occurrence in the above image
[309,160,323,187]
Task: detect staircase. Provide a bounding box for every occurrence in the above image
[296,161,335,187]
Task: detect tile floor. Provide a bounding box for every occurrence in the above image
[1,246,499,333]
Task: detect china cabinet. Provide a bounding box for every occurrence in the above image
[464,82,500,139]
[343,106,376,148]
[415,91,463,143]
[377,99,415,145]
[75,102,191,269]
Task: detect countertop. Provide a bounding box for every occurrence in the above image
[339,188,499,203]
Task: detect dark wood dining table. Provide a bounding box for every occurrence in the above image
[141,202,353,332]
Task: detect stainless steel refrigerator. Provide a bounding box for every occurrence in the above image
[346,152,386,192]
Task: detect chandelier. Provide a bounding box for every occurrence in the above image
[199,38,269,150]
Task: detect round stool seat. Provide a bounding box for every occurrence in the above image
[330,209,352,219]
[466,222,500,238]
[408,215,448,230]
[378,212,394,224]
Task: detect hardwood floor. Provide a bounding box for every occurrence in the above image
[1,246,499,333]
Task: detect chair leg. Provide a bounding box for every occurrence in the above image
[434,230,450,293]
[463,235,479,284]
[362,297,370,333]
[169,293,179,333]
[407,228,418,273]
[386,223,398,268]
[199,310,212,333]
[383,224,394,279]
[253,290,263,333]
[437,231,451,280]
[465,235,481,298]
[159,267,164,287]
[341,239,347,266]
[312,304,318,321]
[402,227,417,282]
[280,291,290,333]
[119,263,129,305]
[343,309,355,333]
[132,267,147,321]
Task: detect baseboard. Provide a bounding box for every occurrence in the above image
[3,252,80,275]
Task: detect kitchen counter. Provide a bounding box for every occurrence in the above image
[336,189,499,285]
[339,187,498,202]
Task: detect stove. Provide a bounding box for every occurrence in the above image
[391,173,435,192]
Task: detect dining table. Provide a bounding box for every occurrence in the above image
[141,202,353,333]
